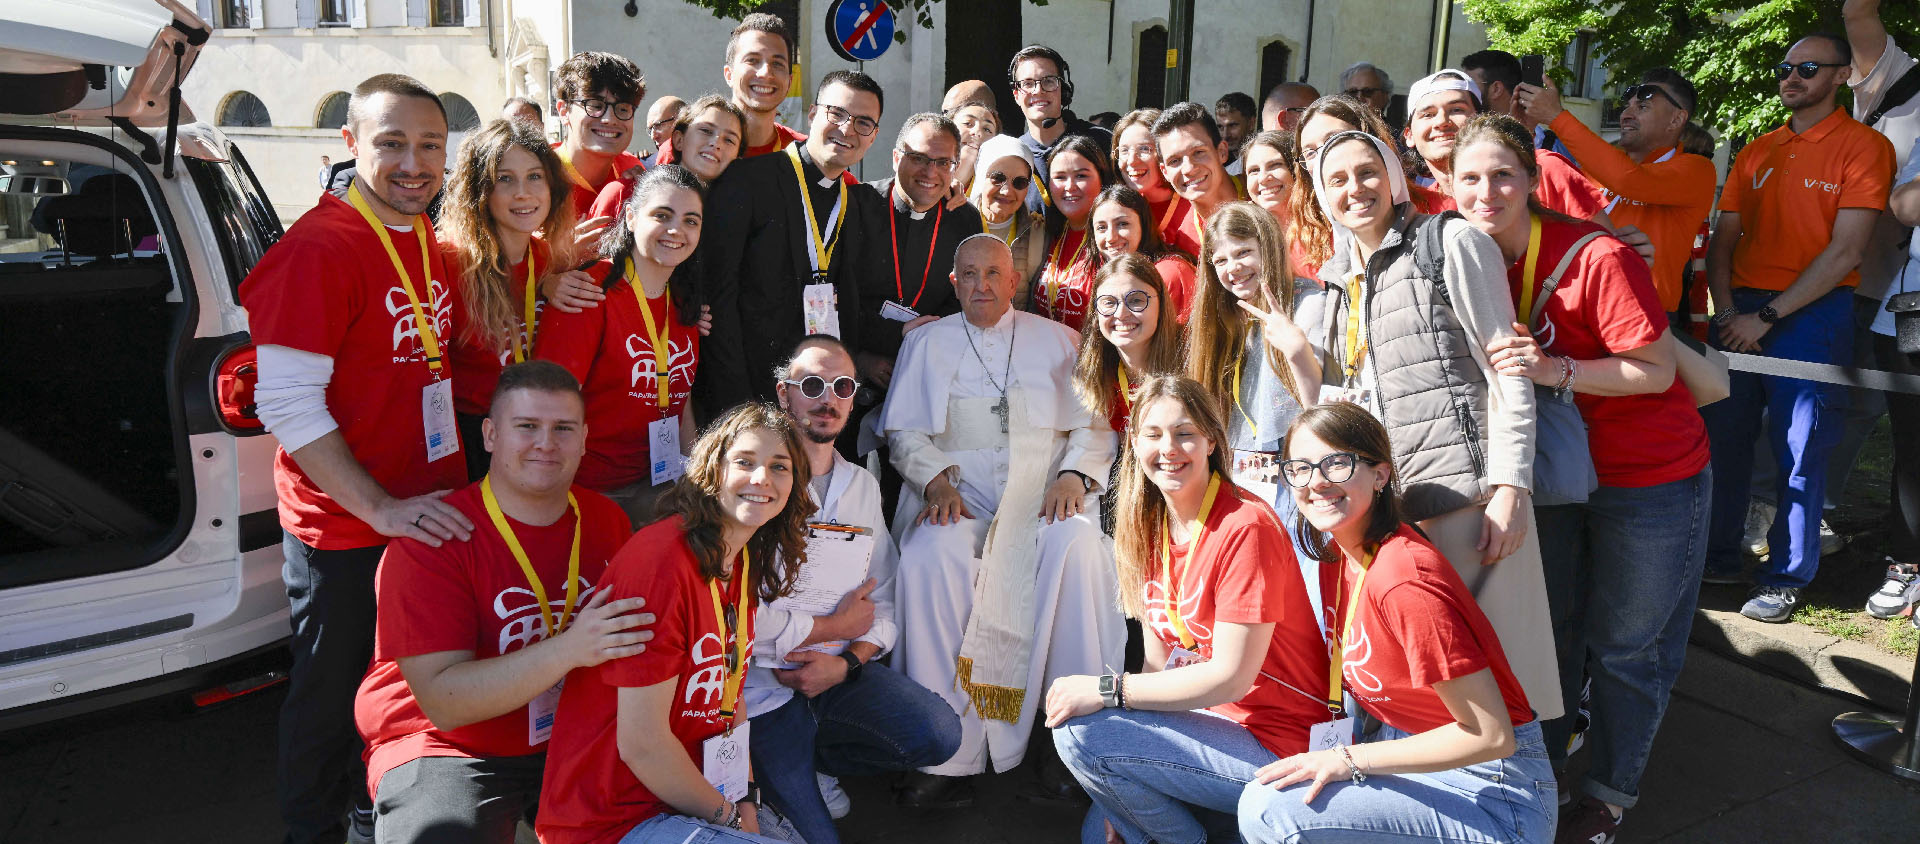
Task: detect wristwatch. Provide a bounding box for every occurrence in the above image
[1098,672,1120,708]
[1757,302,1782,324]
[742,783,761,806]
[1062,469,1096,493]
[838,650,864,682]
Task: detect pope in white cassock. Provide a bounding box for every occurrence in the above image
[881,233,1125,805]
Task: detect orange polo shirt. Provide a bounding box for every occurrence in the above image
[1550,111,1716,311]
[1717,108,1895,292]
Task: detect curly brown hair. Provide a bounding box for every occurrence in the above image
[658,403,816,600]
[442,119,576,355]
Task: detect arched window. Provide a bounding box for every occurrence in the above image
[439,92,481,132]
[1134,26,1168,109]
[314,91,350,130]
[1259,41,1293,100]
[217,91,271,128]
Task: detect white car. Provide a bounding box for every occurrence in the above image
[0,0,290,729]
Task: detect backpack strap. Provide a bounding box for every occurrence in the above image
[1414,211,1461,306]
[1866,62,1920,128]
[1529,231,1606,325]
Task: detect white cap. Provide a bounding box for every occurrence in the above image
[1406,69,1484,112]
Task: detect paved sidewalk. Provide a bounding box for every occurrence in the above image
[5,640,1910,843]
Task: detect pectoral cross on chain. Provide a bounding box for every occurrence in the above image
[991,395,1010,433]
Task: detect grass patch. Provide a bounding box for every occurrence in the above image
[1790,601,1918,657]
[1794,604,1871,640]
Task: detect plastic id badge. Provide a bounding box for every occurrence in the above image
[528,680,562,745]
[649,416,684,486]
[1165,646,1206,670]
[702,721,750,802]
[1308,716,1355,751]
[879,299,921,322]
[803,283,841,338]
[423,378,460,463]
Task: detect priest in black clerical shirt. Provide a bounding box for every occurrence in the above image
[857,112,987,387]
[698,69,889,418]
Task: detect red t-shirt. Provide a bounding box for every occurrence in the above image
[1506,217,1709,487]
[1151,192,1203,259]
[534,260,699,491]
[1424,152,1606,220]
[1035,228,1097,332]
[239,192,468,549]
[1144,487,1331,756]
[1330,526,1533,734]
[555,144,644,221]
[742,122,807,160]
[447,238,552,416]
[1154,255,1197,324]
[536,516,757,844]
[354,483,632,796]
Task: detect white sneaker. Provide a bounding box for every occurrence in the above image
[1743,500,1775,557]
[818,772,850,819]
[1820,519,1847,556]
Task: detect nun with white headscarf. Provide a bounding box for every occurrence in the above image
[1305,129,1560,724]
[968,134,1048,307]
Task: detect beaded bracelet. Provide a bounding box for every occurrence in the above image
[1337,744,1367,783]
[1115,671,1129,710]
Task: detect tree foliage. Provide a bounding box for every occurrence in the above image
[677,0,1048,44]
[1459,0,1918,142]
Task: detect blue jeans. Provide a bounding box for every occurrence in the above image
[1703,287,1852,587]
[747,661,960,844]
[617,812,797,844]
[1536,467,1711,807]
[1237,721,1556,843]
[1053,708,1281,844]
[279,533,382,844]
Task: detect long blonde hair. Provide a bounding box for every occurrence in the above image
[442,119,576,353]
[1112,375,1241,619]
[1072,254,1187,424]
[1185,202,1300,408]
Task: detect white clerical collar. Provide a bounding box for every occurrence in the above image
[910,209,928,221]
[818,175,837,188]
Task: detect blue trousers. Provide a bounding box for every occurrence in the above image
[747,661,960,844]
[1537,467,1711,808]
[1703,288,1853,587]
[1054,707,1280,844]
[1237,721,1556,843]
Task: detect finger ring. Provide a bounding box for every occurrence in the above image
[412,515,426,528]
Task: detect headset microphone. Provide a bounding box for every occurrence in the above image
[1040,117,1059,129]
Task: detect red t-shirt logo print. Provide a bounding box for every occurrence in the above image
[686,632,729,708]
[384,277,453,356]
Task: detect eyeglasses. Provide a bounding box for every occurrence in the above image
[722,605,739,673]
[569,98,636,121]
[815,104,879,137]
[1115,143,1158,160]
[1095,290,1154,316]
[1014,75,1064,94]
[986,171,1032,191]
[1621,84,1687,112]
[898,149,959,172]
[1774,61,1848,80]
[1343,87,1384,100]
[781,375,860,400]
[649,117,679,134]
[1280,451,1374,488]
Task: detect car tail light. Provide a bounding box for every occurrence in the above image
[215,344,263,431]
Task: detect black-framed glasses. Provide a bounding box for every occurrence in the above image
[1095,290,1154,316]
[986,171,1032,191]
[1774,61,1848,80]
[1621,84,1687,112]
[898,149,959,172]
[782,375,860,400]
[570,98,636,121]
[649,116,679,134]
[1280,452,1373,488]
[1014,75,1064,94]
[1343,87,1384,100]
[815,104,879,136]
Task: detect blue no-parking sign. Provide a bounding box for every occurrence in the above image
[825,0,894,63]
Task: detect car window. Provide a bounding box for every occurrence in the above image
[186,144,283,297]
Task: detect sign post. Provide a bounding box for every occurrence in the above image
[826,0,894,64]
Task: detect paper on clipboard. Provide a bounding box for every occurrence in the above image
[760,523,876,669]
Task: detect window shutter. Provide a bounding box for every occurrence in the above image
[349,0,366,28]
[247,0,264,29]
[195,0,214,25]
[296,0,318,29]
[406,0,426,27]
[463,0,481,27]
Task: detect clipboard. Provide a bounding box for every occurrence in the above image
[759,522,878,668]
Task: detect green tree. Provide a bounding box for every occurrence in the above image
[1459,0,1917,142]
[678,0,1047,44]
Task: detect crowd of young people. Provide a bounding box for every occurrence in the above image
[238,9,1920,844]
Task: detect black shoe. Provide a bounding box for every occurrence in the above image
[1015,750,1089,805]
[894,771,976,809]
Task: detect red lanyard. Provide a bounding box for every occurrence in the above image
[889,199,943,309]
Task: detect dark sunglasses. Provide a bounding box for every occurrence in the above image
[1343,87,1384,99]
[1280,451,1378,488]
[782,375,860,400]
[1094,290,1154,316]
[987,171,1033,191]
[1621,84,1687,112]
[1773,61,1848,80]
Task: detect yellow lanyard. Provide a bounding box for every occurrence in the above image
[1230,356,1259,439]
[1517,215,1545,324]
[1325,548,1376,714]
[480,476,582,638]
[624,259,673,410]
[1159,473,1222,650]
[344,182,443,376]
[1154,195,1181,233]
[708,548,753,724]
[555,146,595,191]
[786,146,848,279]
[1043,229,1088,316]
[515,250,539,364]
[1340,273,1368,380]
[1118,367,1133,420]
